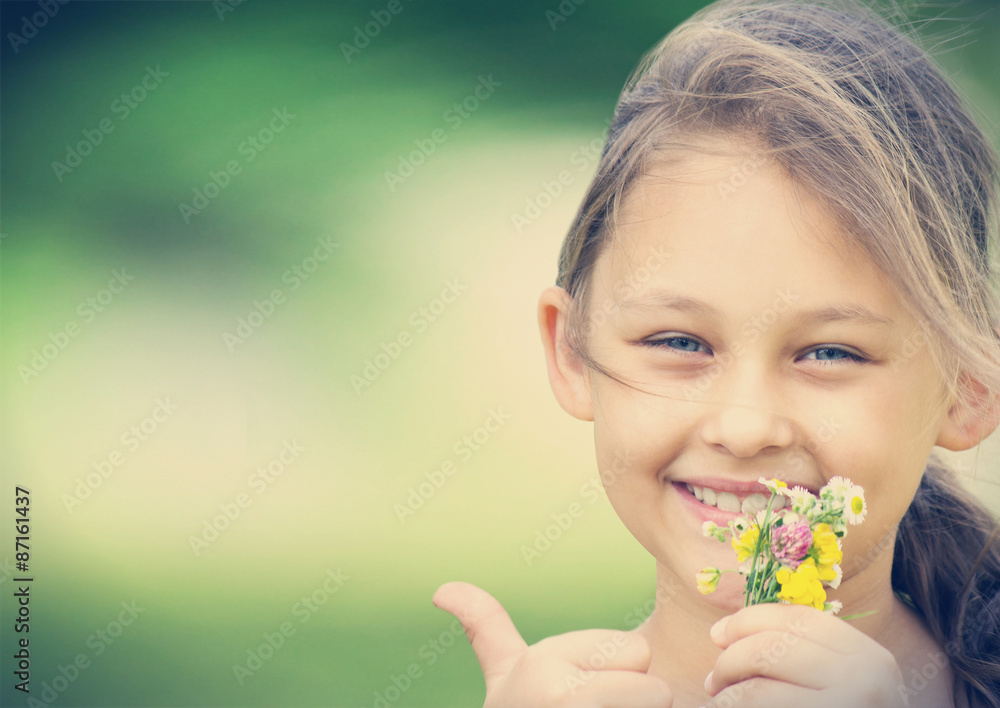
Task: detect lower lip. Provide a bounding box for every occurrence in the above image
[672,482,749,525]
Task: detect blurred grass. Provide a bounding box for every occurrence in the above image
[1,1,998,706]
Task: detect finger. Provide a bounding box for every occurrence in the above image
[537,628,654,673]
[710,603,856,654]
[705,676,821,707]
[566,670,672,708]
[706,631,830,694]
[432,581,527,683]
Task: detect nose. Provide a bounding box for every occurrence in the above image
[699,362,795,458]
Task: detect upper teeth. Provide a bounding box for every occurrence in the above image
[686,484,784,513]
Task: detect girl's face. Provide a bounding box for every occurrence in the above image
[574,146,957,610]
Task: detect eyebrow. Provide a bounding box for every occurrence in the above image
[795,304,895,327]
[618,292,717,316]
[617,291,894,327]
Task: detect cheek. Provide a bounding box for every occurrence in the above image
[829,429,927,571]
[865,352,948,450]
[790,377,940,568]
[592,400,672,541]
[819,373,940,480]
[600,476,665,561]
[592,381,693,455]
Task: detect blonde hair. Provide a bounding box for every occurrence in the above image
[559,0,999,416]
[554,1,1000,704]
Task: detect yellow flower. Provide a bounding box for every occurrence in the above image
[732,525,760,563]
[696,567,722,594]
[776,557,826,609]
[811,523,843,574]
[758,476,788,494]
[823,563,843,589]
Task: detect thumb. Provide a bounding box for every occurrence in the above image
[432,581,528,684]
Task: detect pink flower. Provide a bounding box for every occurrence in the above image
[771,521,813,568]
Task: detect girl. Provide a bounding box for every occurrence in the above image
[434,0,1000,705]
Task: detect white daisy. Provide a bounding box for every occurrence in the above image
[731,516,751,535]
[824,476,855,497]
[786,485,812,499]
[784,486,816,516]
[758,476,788,494]
[844,486,868,525]
[702,520,728,542]
[780,511,802,526]
[827,563,843,589]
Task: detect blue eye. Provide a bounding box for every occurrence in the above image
[802,346,867,364]
[643,335,708,354]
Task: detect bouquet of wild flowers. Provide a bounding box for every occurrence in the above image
[697,477,867,614]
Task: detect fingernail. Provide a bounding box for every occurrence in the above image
[710,615,729,642]
[703,670,713,693]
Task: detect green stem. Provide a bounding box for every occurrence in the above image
[745,491,778,606]
[839,610,879,621]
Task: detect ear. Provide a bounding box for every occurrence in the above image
[935,372,1000,451]
[537,286,594,421]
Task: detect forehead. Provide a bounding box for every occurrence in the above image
[589,147,902,322]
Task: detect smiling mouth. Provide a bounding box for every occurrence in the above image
[684,483,786,514]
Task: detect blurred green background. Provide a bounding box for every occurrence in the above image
[1,1,998,706]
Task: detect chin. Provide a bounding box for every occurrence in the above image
[706,594,745,614]
[703,575,747,613]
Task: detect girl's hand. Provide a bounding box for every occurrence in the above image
[433,581,672,708]
[704,603,906,707]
